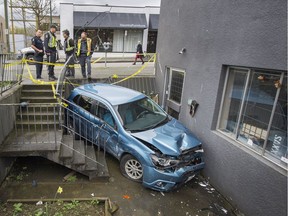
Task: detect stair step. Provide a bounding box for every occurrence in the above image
[72,140,86,165]
[21,91,55,97]
[20,97,57,103]
[22,84,55,91]
[60,135,74,159]
[0,130,62,156]
[95,151,109,178]
[85,145,98,171]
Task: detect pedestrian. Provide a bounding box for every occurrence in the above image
[31,30,44,80]
[44,24,58,81]
[62,29,75,78]
[76,31,92,79]
[132,41,144,65]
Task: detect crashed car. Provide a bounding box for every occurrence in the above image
[67,83,205,191]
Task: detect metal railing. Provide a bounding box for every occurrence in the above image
[0,100,111,164]
[0,54,24,95]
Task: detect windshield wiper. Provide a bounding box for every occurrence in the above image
[151,116,170,129]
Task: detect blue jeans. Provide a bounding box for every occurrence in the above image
[79,55,91,77]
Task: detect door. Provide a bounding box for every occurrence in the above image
[164,67,185,119]
[89,101,119,157]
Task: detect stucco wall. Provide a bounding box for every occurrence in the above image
[156,1,287,216]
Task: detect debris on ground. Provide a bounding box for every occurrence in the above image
[122,195,131,200]
[63,171,77,182]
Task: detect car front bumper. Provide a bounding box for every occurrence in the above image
[142,161,205,191]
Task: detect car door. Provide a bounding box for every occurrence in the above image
[69,94,94,139]
[89,101,119,157]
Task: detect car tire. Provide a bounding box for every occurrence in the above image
[26,54,35,65]
[120,154,143,182]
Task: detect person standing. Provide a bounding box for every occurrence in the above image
[44,24,58,81]
[132,41,144,65]
[31,30,44,79]
[76,31,92,79]
[62,29,75,77]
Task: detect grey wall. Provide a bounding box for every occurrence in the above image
[156,1,287,216]
[0,85,22,184]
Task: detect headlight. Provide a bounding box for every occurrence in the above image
[151,154,180,167]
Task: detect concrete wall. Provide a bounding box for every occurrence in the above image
[156,1,287,216]
[0,85,22,184]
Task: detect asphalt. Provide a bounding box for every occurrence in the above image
[0,155,239,216]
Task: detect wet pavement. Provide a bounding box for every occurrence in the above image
[0,155,239,216]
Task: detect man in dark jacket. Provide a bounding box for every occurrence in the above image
[62,29,75,77]
[31,30,44,79]
[133,41,144,65]
[44,24,58,81]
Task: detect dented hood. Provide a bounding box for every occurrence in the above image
[132,118,201,156]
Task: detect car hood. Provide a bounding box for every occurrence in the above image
[132,118,201,156]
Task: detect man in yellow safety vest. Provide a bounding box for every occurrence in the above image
[76,31,93,79]
[62,29,75,77]
[44,24,58,81]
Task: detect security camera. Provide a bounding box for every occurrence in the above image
[179,47,186,54]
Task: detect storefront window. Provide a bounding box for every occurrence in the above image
[218,67,287,168]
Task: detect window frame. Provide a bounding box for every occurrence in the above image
[167,68,186,106]
[217,66,287,169]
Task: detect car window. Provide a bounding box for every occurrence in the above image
[95,102,116,129]
[100,103,116,129]
[76,95,93,112]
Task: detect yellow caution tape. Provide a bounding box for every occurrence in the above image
[112,53,156,85]
[92,57,103,64]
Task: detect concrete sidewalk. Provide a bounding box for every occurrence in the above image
[22,62,155,83]
[0,156,240,216]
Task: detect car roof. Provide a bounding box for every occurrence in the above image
[75,83,145,106]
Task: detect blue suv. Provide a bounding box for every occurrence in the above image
[67,83,205,191]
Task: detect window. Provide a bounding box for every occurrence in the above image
[168,69,185,104]
[75,95,93,112]
[218,67,287,168]
[91,101,116,129]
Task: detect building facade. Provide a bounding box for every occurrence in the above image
[59,3,160,53]
[155,1,287,216]
[0,15,7,54]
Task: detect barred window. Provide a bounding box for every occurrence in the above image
[218,67,287,168]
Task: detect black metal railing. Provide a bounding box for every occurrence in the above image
[0,54,24,95]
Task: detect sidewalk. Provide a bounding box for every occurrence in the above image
[23,62,155,83]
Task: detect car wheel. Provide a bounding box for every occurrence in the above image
[120,154,143,182]
[26,54,35,65]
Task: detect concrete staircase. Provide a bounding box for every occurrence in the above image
[0,84,109,180]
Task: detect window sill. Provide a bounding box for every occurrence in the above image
[213,130,288,176]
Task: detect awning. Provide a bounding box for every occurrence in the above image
[149,14,159,30]
[74,12,147,29]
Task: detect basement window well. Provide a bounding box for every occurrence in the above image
[217,66,287,169]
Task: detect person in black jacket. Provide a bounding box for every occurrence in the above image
[31,30,44,79]
[132,41,144,65]
[44,24,58,81]
[62,29,75,77]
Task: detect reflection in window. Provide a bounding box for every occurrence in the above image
[218,67,287,167]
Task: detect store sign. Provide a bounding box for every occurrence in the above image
[120,24,146,28]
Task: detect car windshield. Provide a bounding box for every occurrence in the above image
[117,97,169,132]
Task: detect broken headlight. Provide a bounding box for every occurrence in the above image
[151,154,180,168]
